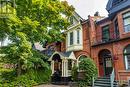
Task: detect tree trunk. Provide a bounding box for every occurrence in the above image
[17,60,22,77]
[0,38,4,47]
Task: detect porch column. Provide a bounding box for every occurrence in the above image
[62,59,64,77]
[72,60,75,68]
[51,60,54,75]
[64,59,68,77]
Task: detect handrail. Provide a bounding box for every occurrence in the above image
[110,69,115,87]
[92,76,95,87]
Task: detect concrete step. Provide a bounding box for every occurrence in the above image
[94,83,111,87]
[94,81,111,84]
[94,77,118,87]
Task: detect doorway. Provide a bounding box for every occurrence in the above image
[52,54,62,82]
[98,49,113,76]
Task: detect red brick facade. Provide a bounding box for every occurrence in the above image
[46,8,130,82]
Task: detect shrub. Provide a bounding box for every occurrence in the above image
[79,58,98,85]
[0,67,51,86]
[71,65,78,81]
[27,68,51,84]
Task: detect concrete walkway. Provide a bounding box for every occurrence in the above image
[34,84,69,87]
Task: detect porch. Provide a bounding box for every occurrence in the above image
[48,51,76,83]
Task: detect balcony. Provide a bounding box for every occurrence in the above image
[92,32,120,46]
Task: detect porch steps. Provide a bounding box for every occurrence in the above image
[94,77,118,87]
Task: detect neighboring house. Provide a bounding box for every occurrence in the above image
[45,0,130,85]
[46,12,104,82]
[90,0,130,84]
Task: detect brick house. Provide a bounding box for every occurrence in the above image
[46,0,130,84]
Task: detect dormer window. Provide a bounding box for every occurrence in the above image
[123,11,130,33]
[70,32,73,45]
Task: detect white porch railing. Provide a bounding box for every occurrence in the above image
[110,69,115,87]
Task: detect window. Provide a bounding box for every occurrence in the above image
[102,25,110,42]
[114,19,120,39]
[77,30,80,44]
[70,17,74,24]
[124,45,130,69]
[123,11,130,32]
[70,32,73,45]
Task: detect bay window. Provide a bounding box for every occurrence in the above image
[77,30,80,44]
[70,32,73,45]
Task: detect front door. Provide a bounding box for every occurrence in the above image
[98,49,113,77]
[104,57,113,76]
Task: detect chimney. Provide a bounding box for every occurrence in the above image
[94,11,100,16]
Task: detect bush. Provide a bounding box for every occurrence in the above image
[71,65,78,81]
[27,68,51,84]
[79,58,98,85]
[0,67,51,86]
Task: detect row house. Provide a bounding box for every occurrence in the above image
[45,0,130,84]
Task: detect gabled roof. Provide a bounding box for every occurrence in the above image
[48,51,76,61]
[59,51,72,57]
[73,11,84,21]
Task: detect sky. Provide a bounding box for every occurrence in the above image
[66,0,109,19]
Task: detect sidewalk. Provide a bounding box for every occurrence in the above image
[34,84,69,87]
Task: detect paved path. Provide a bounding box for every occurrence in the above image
[34,84,69,87]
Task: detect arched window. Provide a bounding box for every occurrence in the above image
[124,45,130,69]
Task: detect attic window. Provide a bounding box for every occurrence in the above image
[70,17,74,24]
[112,0,127,6]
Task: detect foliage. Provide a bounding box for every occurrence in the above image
[71,65,78,81]
[0,68,51,86]
[27,68,51,84]
[78,81,88,87]
[79,58,98,86]
[0,0,74,86]
[0,0,74,77]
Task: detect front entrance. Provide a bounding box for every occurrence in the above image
[52,54,62,82]
[98,49,113,76]
[48,51,77,84]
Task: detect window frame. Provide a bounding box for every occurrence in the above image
[70,16,74,25]
[114,19,120,39]
[124,45,130,70]
[102,25,110,42]
[77,30,80,44]
[69,32,73,45]
[123,11,130,33]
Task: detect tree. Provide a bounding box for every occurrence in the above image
[0,0,74,77]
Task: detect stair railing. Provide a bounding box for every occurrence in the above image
[92,76,94,87]
[110,68,115,87]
